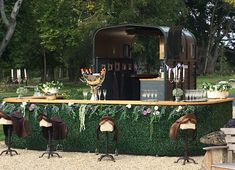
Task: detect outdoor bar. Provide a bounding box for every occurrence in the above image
[1,24,234,157]
[2,97,234,156]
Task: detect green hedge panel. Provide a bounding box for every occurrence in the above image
[10,101,232,156]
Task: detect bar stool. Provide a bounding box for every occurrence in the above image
[0,111,18,156]
[96,116,118,162]
[38,114,67,159]
[169,113,197,165]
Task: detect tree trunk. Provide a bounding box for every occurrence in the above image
[0,0,23,57]
[197,45,207,74]
[43,50,47,81]
[205,56,216,74]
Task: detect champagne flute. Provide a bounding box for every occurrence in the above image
[83,90,88,100]
[97,89,102,100]
[141,90,146,101]
[185,90,189,101]
[150,90,154,101]
[146,90,150,101]
[154,90,158,101]
[103,89,107,100]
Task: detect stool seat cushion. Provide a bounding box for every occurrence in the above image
[100,121,114,132]
[39,119,52,127]
[0,118,12,125]
[180,121,196,130]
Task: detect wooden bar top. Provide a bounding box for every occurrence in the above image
[3,97,234,106]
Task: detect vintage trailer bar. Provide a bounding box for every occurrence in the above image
[92,24,197,101]
[3,97,234,156]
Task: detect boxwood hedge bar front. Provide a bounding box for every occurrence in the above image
[2,98,234,156]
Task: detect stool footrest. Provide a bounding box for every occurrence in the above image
[174,156,197,165]
[0,148,18,156]
[39,150,62,159]
[98,154,115,162]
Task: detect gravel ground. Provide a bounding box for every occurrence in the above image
[0,142,203,170]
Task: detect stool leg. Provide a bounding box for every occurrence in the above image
[98,132,115,162]
[39,128,62,159]
[0,125,18,156]
[174,134,197,165]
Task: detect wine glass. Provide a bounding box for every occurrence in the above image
[185,91,189,101]
[97,89,102,100]
[83,90,88,100]
[141,90,146,101]
[154,90,158,101]
[188,90,192,101]
[146,90,150,101]
[103,89,107,100]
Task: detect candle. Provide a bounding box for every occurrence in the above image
[17,69,19,79]
[178,68,181,80]
[24,68,27,78]
[175,66,178,80]
[182,64,185,79]
[168,68,171,80]
[17,69,21,83]
[11,69,13,79]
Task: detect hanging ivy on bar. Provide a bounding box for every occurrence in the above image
[168,105,196,120]
[0,101,199,140]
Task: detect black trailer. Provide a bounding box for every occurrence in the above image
[92,24,197,100]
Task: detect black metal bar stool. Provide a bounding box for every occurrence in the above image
[0,111,18,156]
[96,116,118,162]
[169,113,197,165]
[38,114,68,159]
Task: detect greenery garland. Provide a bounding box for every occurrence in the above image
[0,102,196,140]
[79,105,86,132]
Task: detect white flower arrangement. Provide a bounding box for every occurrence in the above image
[68,102,74,106]
[176,106,183,112]
[154,106,159,110]
[201,81,231,92]
[39,81,63,94]
[126,104,132,109]
[20,102,27,108]
[201,81,231,99]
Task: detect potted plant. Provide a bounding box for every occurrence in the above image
[16,87,28,98]
[229,79,235,89]
[201,81,231,99]
[172,88,184,102]
[39,81,63,96]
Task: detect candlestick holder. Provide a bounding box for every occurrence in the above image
[167,63,185,84]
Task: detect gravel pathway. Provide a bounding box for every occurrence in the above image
[0,142,203,170]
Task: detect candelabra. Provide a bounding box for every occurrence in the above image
[166,63,185,84]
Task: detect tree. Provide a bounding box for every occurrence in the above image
[0,0,23,57]
[184,0,235,74]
